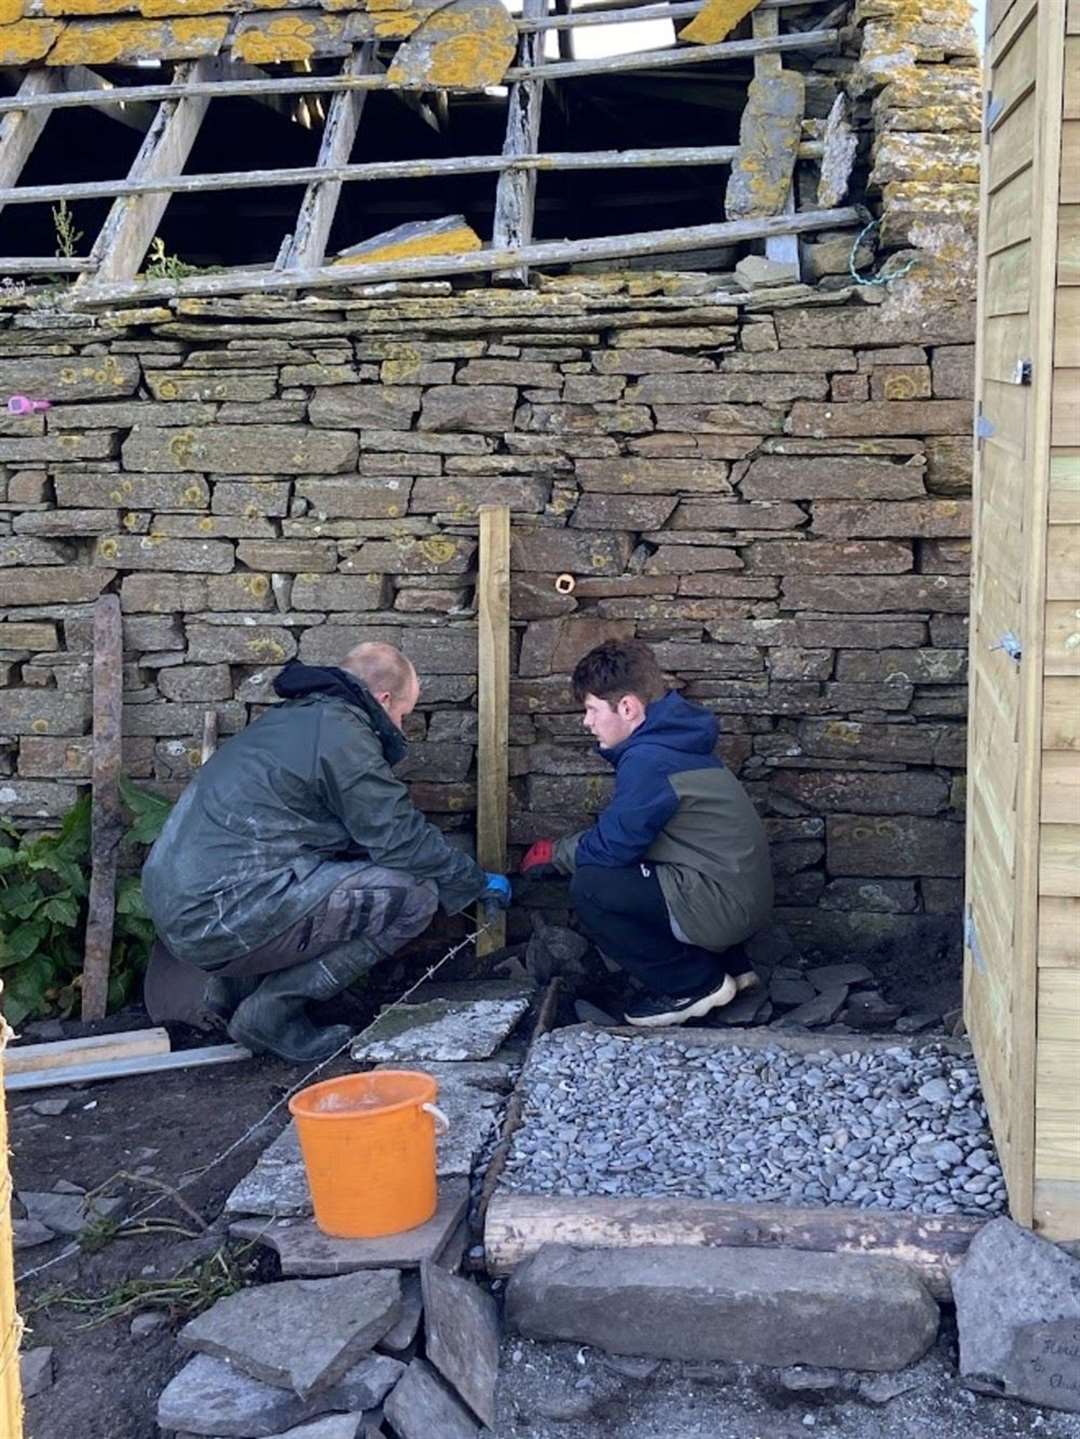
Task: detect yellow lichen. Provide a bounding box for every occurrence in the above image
[140,0,232,17]
[0,19,60,64]
[0,0,22,24]
[232,15,327,62]
[335,224,481,267]
[46,14,226,64]
[42,0,127,15]
[681,0,756,46]
[417,536,458,566]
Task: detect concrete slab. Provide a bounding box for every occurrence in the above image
[421,1260,500,1427]
[178,1271,402,1397]
[229,1178,469,1276]
[158,1353,403,1437]
[383,1358,479,1439]
[351,986,532,1064]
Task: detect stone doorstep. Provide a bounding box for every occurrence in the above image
[505,1243,940,1373]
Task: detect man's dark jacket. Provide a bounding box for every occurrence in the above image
[142,662,487,965]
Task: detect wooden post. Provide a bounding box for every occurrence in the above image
[0,996,24,1439]
[476,506,511,958]
[492,0,549,286]
[752,6,800,276]
[81,594,123,1022]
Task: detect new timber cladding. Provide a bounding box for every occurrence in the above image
[966,0,1080,1243]
[0,285,976,961]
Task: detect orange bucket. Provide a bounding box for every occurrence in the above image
[288,1070,449,1239]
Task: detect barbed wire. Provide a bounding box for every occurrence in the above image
[848,216,919,288]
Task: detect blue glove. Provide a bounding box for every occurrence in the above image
[480,873,512,911]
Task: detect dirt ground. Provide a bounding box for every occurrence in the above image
[9,997,1079,1439]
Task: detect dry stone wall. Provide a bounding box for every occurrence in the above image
[0,281,974,961]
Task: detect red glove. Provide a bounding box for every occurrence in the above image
[521,838,555,873]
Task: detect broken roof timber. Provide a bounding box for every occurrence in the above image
[66,203,862,307]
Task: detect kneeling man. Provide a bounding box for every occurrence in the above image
[522,639,772,1027]
[142,642,509,1063]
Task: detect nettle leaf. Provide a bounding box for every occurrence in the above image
[115,877,149,917]
[120,775,173,846]
[0,920,48,969]
[39,894,80,928]
[1,881,46,920]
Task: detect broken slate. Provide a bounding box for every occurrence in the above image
[351,986,532,1063]
[17,1190,125,1237]
[13,1218,55,1250]
[421,1260,500,1427]
[157,1353,403,1438]
[175,1423,368,1439]
[773,985,849,1028]
[229,1177,469,1276]
[20,1346,54,1399]
[383,1358,480,1439]
[377,1272,423,1356]
[806,963,873,991]
[953,1217,1080,1412]
[178,1270,402,1397]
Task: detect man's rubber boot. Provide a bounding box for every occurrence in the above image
[227,940,378,1064]
[198,974,259,1033]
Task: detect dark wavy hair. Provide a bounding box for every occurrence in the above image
[571,638,666,707]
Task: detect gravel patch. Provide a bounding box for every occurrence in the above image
[499,1031,1006,1216]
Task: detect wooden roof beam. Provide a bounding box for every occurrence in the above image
[492,0,550,287]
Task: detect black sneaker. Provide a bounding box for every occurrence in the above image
[623,972,737,1028]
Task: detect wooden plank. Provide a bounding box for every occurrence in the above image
[80,593,123,1022]
[989,4,1039,126]
[0,68,59,226]
[288,44,376,273]
[68,203,862,307]
[0,257,90,274]
[1040,897,1080,967]
[984,376,1031,457]
[1038,969,1080,1041]
[1064,120,1080,203]
[1052,369,1080,446]
[0,1002,23,1439]
[492,0,548,287]
[1041,823,1080,894]
[984,238,1031,317]
[1049,451,1080,523]
[0,140,825,211]
[1069,0,1080,32]
[1047,524,1080,599]
[4,1028,170,1077]
[1044,675,1080,747]
[62,65,155,133]
[1057,289,1080,367]
[476,505,510,959]
[1036,1109,1080,1176]
[1066,36,1080,118]
[1042,751,1080,822]
[483,1192,986,1298]
[1033,1178,1080,1240]
[1061,204,1080,284]
[79,59,217,291]
[979,428,1027,528]
[0,29,840,117]
[988,90,1036,194]
[985,163,1034,257]
[200,708,218,766]
[3,1042,252,1092]
[1047,600,1080,674]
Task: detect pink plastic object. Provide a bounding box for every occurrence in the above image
[7,395,51,415]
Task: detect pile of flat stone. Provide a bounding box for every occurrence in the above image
[713,959,953,1036]
[158,1258,499,1439]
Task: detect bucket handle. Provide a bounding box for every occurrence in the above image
[422,1102,450,1136]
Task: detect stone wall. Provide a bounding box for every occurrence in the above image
[0,279,975,961]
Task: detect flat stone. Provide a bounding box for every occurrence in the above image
[421,1260,500,1427]
[736,255,800,290]
[178,1271,402,1397]
[844,992,905,1030]
[506,1245,939,1372]
[769,977,816,1009]
[20,1346,54,1398]
[13,1219,55,1250]
[351,988,532,1064]
[953,1217,1080,1412]
[157,1353,403,1437]
[229,1178,469,1276]
[175,1423,367,1439]
[806,964,874,991]
[131,1312,169,1338]
[383,1359,480,1439]
[774,986,849,1028]
[377,1273,423,1355]
[17,1190,125,1237]
[725,72,805,222]
[30,1098,70,1117]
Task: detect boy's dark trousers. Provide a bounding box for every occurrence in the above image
[569,862,750,996]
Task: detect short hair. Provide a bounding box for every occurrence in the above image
[571,638,666,707]
[341,642,415,699]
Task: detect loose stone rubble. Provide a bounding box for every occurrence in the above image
[500,1030,1006,1216]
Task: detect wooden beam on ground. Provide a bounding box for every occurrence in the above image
[484,1192,986,1299]
[77,58,218,293]
[0,1003,22,1439]
[81,593,123,1022]
[476,505,511,959]
[0,140,825,209]
[4,1043,252,1092]
[68,203,861,305]
[288,44,376,273]
[0,69,60,228]
[493,0,549,286]
[0,29,838,116]
[4,1028,171,1077]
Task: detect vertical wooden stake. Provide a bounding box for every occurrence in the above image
[81,594,124,1021]
[0,996,24,1439]
[476,506,511,958]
